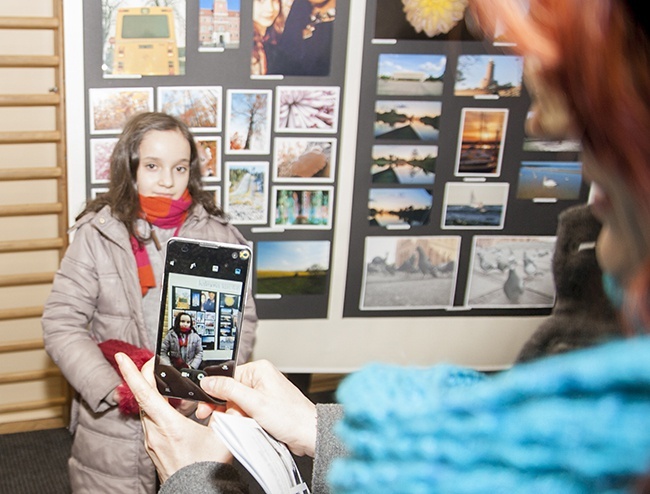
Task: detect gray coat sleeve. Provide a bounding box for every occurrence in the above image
[159,462,249,494]
[311,404,346,494]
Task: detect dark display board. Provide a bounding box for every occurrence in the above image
[81,1,350,320]
[342,0,587,318]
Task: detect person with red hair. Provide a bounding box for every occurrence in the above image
[117,1,650,492]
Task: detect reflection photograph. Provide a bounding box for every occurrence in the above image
[371,144,437,185]
[368,188,433,227]
[374,100,442,142]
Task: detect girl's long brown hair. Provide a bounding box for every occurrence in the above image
[79,112,224,240]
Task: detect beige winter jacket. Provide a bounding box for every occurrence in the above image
[42,204,258,493]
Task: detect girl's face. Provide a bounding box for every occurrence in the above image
[136,129,190,200]
[254,0,280,28]
[179,315,192,333]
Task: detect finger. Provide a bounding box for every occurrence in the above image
[116,353,177,423]
[200,375,265,416]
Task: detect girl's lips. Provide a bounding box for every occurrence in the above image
[588,182,611,222]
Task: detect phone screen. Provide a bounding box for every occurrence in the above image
[154,237,252,404]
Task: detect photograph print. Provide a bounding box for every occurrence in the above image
[224,161,269,224]
[272,186,334,229]
[275,86,340,133]
[255,240,331,296]
[90,138,118,184]
[359,235,461,311]
[198,0,240,51]
[454,55,523,98]
[273,137,336,182]
[226,89,272,155]
[374,100,442,142]
[195,136,221,181]
[376,53,446,97]
[101,0,187,77]
[516,161,583,201]
[368,187,433,228]
[371,144,437,185]
[374,0,479,41]
[455,108,508,176]
[157,86,223,132]
[89,87,154,134]
[251,0,336,77]
[465,235,556,308]
[441,182,509,230]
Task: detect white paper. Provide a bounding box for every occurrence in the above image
[210,412,310,494]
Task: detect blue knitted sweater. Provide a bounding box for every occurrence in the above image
[328,336,650,493]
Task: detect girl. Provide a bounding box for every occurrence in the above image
[42,112,257,493]
[160,312,203,370]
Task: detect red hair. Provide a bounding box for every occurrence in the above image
[470,0,650,329]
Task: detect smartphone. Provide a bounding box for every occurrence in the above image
[154,237,252,404]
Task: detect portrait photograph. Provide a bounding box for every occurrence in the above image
[89,87,154,134]
[455,108,508,177]
[465,235,556,308]
[376,53,446,97]
[157,85,223,132]
[359,235,461,311]
[226,89,272,155]
[275,86,340,133]
[273,137,336,182]
[255,240,331,296]
[371,144,437,185]
[224,161,269,225]
[272,186,334,229]
[441,182,509,230]
[454,55,524,98]
[90,138,117,184]
[374,100,442,142]
[516,161,583,201]
[368,187,433,228]
[251,0,336,77]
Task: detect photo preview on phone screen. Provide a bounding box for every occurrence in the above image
[155,239,251,404]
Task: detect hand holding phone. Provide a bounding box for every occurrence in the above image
[154,237,252,405]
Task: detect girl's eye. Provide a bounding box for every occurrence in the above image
[145,163,157,170]
[176,165,189,173]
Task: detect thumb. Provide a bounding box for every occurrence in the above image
[200,375,262,416]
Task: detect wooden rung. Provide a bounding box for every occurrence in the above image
[0,167,62,180]
[0,339,44,354]
[0,272,55,287]
[0,396,67,415]
[0,238,63,253]
[0,55,59,68]
[0,306,43,321]
[0,203,63,217]
[0,368,61,385]
[0,131,61,144]
[0,17,59,30]
[0,93,60,107]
